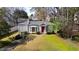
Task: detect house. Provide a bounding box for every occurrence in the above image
[18,19,52,33]
[71,12,79,36]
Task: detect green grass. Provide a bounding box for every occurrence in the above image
[41,35,79,51]
[14,34,79,51]
[0,32,19,41]
[0,31,17,39]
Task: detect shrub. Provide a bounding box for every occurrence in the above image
[27,35,36,41]
[58,30,65,38]
[0,40,11,48]
[72,35,79,41]
[9,37,15,41]
[52,31,55,34]
[0,43,3,48]
[46,32,52,34]
[37,32,41,35]
[24,32,29,35]
[57,30,62,33]
[21,32,29,39]
[15,34,22,40]
[47,25,53,34]
[53,21,61,33]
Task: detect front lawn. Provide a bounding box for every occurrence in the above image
[13,34,79,51]
[41,35,79,51]
[0,31,17,39]
[1,32,19,41]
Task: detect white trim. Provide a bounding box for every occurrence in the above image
[29,26,38,33]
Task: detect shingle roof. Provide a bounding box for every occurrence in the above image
[18,20,52,26]
[29,20,49,26]
[18,21,29,26]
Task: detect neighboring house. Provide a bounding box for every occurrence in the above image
[71,12,79,36]
[18,19,52,33]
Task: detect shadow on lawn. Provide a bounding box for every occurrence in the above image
[0,34,36,51]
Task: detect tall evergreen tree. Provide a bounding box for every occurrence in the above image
[0,8,10,35]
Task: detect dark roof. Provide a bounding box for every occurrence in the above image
[18,21,29,26]
[18,20,52,26]
[29,20,49,26]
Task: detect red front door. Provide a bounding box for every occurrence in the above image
[41,26,45,33]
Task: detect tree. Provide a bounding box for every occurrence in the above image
[57,7,79,38]
[47,24,53,33]
[13,9,28,19]
[53,19,62,33]
[31,7,48,20]
[0,8,10,35]
[3,7,16,26]
[13,9,28,25]
[3,7,28,26]
[31,7,59,21]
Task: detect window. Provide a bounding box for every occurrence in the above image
[32,27,36,32]
[30,26,38,33]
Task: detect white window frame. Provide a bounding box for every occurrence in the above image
[29,26,37,33]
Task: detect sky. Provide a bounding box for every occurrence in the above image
[24,7,35,16]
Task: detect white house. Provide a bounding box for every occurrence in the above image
[18,19,52,33]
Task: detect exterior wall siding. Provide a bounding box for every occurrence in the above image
[18,25,28,32]
[18,25,48,33]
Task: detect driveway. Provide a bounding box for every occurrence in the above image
[13,34,79,51]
